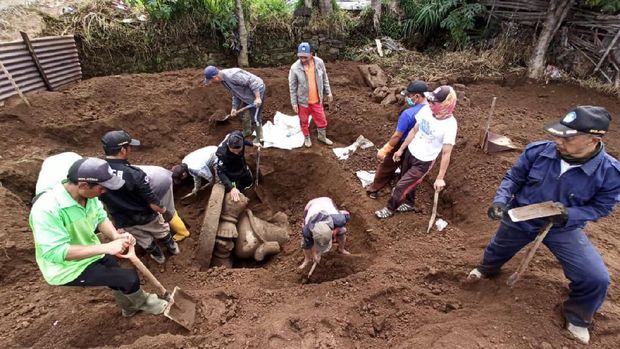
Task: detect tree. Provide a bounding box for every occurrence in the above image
[528,0,576,79]
[371,0,382,32]
[319,0,333,16]
[235,0,249,67]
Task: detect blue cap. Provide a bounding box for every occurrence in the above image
[297,42,311,57]
[204,66,219,81]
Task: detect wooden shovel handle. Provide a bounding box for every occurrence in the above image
[426,190,439,234]
[128,254,168,296]
[506,222,553,287]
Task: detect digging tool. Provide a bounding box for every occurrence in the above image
[215,103,254,123]
[480,96,519,153]
[180,183,211,202]
[301,261,318,284]
[253,148,268,202]
[426,190,439,234]
[506,222,553,287]
[121,245,196,330]
[507,201,563,222]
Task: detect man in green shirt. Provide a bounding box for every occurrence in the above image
[30,157,168,317]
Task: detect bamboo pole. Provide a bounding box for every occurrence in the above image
[593,28,620,73]
[0,60,31,107]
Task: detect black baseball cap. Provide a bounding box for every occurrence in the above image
[401,80,428,96]
[544,106,611,137]
[67,157,125,189]
[101,130,141,150]
[424,86,451,103]
[227,131,245,148]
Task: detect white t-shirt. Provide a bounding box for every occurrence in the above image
[182,146,218,180]
[408,109,457,162]
[304,197,338,224]
[35,152,82,195]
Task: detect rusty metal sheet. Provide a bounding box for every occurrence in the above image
[0,35,81,102]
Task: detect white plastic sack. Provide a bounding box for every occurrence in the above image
[356,170,376,188]
[261,112,311,150]
[332,135,375,160]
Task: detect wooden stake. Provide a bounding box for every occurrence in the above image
[20,31,52,91]
[593,28,620,74]
[0,60,31,107]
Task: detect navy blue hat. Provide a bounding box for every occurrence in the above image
[297,42,312,57]
[544,106,611,137]
[203,66,219,81]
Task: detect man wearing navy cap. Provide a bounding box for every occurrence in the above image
[468,106,620,344]
[203,65,266,143]
[99,130,180,265]
[288,42,334,147]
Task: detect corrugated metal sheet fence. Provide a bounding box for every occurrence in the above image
[0,35,82,102]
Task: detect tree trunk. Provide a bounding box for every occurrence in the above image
[319,0,332,16]
[527,0,575,79]
[371,0,382,32]
[235,0,249,67]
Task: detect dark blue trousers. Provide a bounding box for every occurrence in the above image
[478,222,610,327]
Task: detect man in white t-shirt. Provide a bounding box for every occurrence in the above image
[171,146,219,196]
[375,85,458,219]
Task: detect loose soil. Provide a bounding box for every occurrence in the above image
[0,62,619,348]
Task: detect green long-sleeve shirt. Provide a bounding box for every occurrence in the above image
[29,183,107,285]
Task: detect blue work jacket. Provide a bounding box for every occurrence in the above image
[494,141,620,233]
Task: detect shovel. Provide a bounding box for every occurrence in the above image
[120,245,196,330]
[426,190,439,234]
[215,103,254,123]
[480,97,519,153]
[506,222,553,287]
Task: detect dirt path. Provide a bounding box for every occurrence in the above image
[0,62,619,348]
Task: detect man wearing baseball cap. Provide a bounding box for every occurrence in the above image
[30,157,169,317]
[99,130,180,265]
[366,80,430,199]
[288,42,334,147]
[375,85,458,219]
[215,130,262,202]
[468,106,620,344]
[299,197,351,270]
[203,65,266,143]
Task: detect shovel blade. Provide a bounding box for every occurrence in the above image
[507,201,562,222]
[164,287,196,331]
[482,131,520,153]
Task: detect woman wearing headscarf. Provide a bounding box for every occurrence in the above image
[375,86,458,219]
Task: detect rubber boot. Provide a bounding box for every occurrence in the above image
[317,128,333,145]
[242,112,253,138]
[304,136,312,148]
[124,288,168,315]
[113,290,139,317]
[158,233,180,255]
[146,241,165,264]
[253,124,264,144]
[170,212,190,242]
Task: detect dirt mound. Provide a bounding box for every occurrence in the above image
[1,62,619,348]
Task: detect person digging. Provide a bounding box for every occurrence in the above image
[215,130,262,202]
[204,65,266,143]
[366,80,429,199]
[138,165,191,242]
[288,42,334,148]
[30,157,168,317]
[468,106,619,345]
[299,197,351,269]
[375,85,458,219]
[171,145,218,199]
[99,130,180,264]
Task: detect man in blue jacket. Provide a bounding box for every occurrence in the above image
[468,106,620,344]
